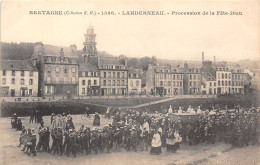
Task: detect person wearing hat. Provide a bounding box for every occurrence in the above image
[130,127,138,152]
[113,128,122,152]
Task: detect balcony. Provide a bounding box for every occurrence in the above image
[45,79,78,84]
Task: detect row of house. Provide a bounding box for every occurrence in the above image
[0,25,254,97]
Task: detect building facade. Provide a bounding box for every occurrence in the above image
[79,61,100,96]
[128,68,142,94]
[144,64,183,96]
[231,68,244,94]
[215,66,232,94]
[0,60,38,97]
[32,42,79,96]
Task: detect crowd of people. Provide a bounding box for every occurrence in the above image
[12,104,259,157]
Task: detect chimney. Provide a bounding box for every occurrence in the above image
[70,44,77,52]
[202,52,204,62]
[60,48,64,58]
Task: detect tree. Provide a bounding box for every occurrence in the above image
[127,58,138,68]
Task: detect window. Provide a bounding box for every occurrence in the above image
[82,80,85,85]
[209,82,212,87]
[29,79,33,85]
[122,80,125,86]
[160,81,163,86]
[130,81,133,86]
[113,72,115,78]
[190,75,192,79]
[218,73,220,79]
[11,78,15,84]
[136,80,139,86]
[194,75,196,79]
[56,67,60,73]
[180,81,182,86]
[238,75,240,80]
[2,70,6,76]
[113,80,115,86]
[225,73,227,79]
[108,80,111,86]
[222,81,224,86]
[72,67,76,73]
[232,81,234,86]
[164,74,167,79]
[173,81,175,87]
[180,75,183,79]
[198,75,200,80]
[47,66,51,73]
[173,75,176,80]
[228,74,231,79]
[177,75,180,80]
[29,89,33,95]
[104,72,107,78]
[190,81,192,86]
[103,80,106,86]
[218,81,220,86]
[88,80,91,86]
[222,73,224,79]
[108,72,111,78]
[193,81,196,87]
[177,81,179,87]
[2,78,6,85]
[117,72,120,78]
[47,86,51,93]
[225,81,227,86]
[117,80,120,86]
[21,71,24,76]
[82,88,85,94]
[94,80,97,85]
[30,71,33,76]
[229,81,231,86]
[168,81,171,86]
[214,82,216,87]
[122,72,125,78]
[12,71,15,76]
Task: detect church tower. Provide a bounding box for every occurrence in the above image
[83,24,98,57]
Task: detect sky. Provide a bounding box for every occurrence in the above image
[1,0,260,62]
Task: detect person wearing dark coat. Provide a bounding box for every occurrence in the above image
[16,117,23,131]
[93,112,100,126]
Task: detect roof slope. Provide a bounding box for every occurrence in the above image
[0,60,38,71]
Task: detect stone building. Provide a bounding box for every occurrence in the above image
[0,60,38,97]
[32,42,79,96]
[79,60,99,96]
[128,68,142,94]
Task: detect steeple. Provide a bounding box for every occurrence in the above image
[83,24,97,57]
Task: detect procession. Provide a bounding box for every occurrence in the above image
[10,104,260,158]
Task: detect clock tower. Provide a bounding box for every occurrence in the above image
[83,24,98,57]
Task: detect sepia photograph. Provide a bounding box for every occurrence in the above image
[0,0,260,164]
